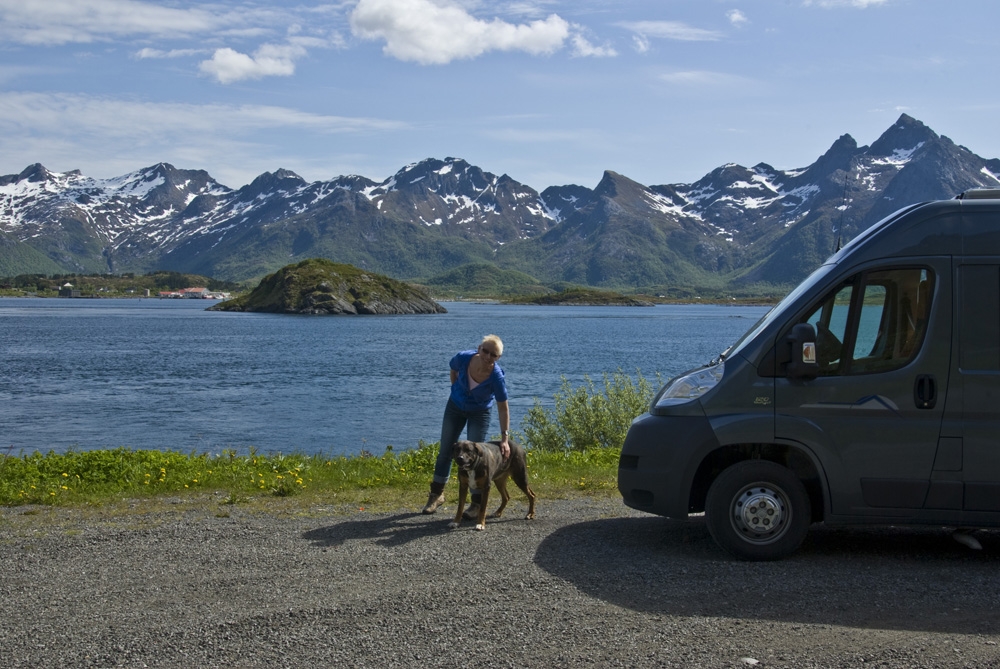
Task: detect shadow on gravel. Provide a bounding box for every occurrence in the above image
[533,515,1000,634]
[302,512,446,548]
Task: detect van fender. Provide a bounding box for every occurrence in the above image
[687,413,831,520]
[773,413,845,513]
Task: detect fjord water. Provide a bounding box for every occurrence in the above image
[0,298,768,457]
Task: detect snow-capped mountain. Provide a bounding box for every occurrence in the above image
[3,114,998,291]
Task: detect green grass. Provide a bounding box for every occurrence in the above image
[0,442,622,511]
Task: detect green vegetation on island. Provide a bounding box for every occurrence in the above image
[505,287,655,306]
[209,258,446,315]
[0,271,242,298]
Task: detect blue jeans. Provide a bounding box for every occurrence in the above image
[433,399,491,487]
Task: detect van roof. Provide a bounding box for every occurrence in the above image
[955,188,1000,200]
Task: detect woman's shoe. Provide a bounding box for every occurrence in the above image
[422,492,445,514]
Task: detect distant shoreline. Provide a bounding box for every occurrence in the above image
[1,293,778,307]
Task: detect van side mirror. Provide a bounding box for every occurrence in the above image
[786,323,819,380]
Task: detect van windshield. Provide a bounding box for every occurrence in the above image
[724,263,838,361]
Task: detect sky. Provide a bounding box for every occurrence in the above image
[1,0,999,192]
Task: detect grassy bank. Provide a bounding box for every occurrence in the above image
[0,442,622,512]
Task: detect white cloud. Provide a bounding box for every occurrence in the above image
[135,48,205,60]
[803,0,889,7]
[2,0,339,83]
[570,34,617,58]
[0,92,409,186]
[0,92,405,147]
[349,0,570,65]
[618,20,723,42]
[726,10,748,27]
[0,0,226,45]
[659,70,756,89]
[632,34,651,53]
[199,43,307,84]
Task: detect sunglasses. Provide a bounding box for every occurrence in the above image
[480,348,501,359]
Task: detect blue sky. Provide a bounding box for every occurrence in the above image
[1,0,997,192]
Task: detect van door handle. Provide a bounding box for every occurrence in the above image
[914,374,936,410]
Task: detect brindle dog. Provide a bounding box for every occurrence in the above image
[449,440,537,531]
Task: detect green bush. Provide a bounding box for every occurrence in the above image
[521,371,660,451]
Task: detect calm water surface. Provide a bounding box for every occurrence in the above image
[0,298,768,456]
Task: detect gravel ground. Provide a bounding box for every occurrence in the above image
[2,495,1000,668]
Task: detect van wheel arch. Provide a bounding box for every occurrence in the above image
[689,444,825,523]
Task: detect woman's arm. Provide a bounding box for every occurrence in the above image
[497,400,510,458]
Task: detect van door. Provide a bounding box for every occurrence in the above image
[954,262,1000,515]
[774,260,952,515]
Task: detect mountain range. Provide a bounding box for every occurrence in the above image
[2,114,998,295]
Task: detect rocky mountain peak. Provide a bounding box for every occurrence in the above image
[868,113,937,159]
[798,133,859,181]
[386,157,491,196]
[238,169,306,201]
[539,184,595,221]
[16,163,55,184]
[593,170,649,200]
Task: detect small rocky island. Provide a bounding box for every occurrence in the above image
[507,288,654,307]
[208,258,446,315]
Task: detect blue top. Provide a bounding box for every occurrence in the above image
[448,349,508,411]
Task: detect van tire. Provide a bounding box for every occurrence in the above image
[705,460,811,561]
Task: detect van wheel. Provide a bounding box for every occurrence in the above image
[705,460,810,561]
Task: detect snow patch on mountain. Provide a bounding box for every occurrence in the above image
[981,167,1000,183]
[872,142,925,167]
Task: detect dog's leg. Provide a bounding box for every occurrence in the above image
[474,475,490,530]
[492,474,511,518]
[450,473,468,528]
[523,484,536,520]
[512,468,537,520]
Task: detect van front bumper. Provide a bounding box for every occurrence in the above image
[617,412,719,519]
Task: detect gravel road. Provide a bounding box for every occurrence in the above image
[2,495,1000,668]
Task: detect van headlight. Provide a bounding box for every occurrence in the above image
[653,362,724,408]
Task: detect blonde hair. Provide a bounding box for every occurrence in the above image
[480,334,504,356]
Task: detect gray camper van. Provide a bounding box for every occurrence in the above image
[618,189,1000,560]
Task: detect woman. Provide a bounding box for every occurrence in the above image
[423,334,510,516]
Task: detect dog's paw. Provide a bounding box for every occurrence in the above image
[448,521,460,529]
[525,512,535,520]
[474,523,486,531]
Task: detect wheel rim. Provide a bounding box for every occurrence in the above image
[730,482,791,545]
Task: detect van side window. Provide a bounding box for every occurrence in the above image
[802,268,932,376]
